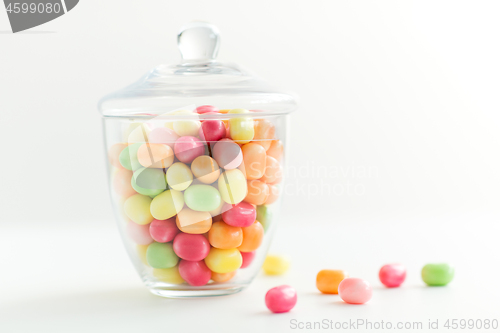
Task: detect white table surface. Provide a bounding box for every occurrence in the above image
[1,212,499,333]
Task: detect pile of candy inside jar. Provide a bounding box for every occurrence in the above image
[107,106,284,286]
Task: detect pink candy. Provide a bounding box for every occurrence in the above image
[196,105,219,114]
[240,251,256,268]
[265,285,297,313]
[148,127,179,149]
[221,202,256,227]
[174,136,206,164]
[199,120,226,143]
[338,278,372,304]
[379,264,406,288]
[212,139,243,170]
[149,219,179,243]
[173,233,210,261]
[126,221,153,245]
[178,260,212,286]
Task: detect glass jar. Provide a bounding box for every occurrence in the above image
[99,22,297,297]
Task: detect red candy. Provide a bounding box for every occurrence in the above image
[173,233,211,261]
[149,218,179,243]
[174,136,205,163]
[240,250,256,268]
[199,120,226,143]
[379,264,406,288]
[222,202,256,227]
[265,285,297,313]
[196,105,219,114]
[178,260,212,286]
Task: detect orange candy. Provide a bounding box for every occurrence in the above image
[252,119,275,151]
[211,270,237,283]
[137,143,174,168]
[238,221,264,252]
[316,270,349,294]
[112,168,136,198]
[208,221,243,249]
[108,143,127,169]
[191,156,220,184]
[244,180,269,205]
[241,143,267,180]
[269,173,282,185]
[176,209,212,234]
[265,184,279,204]
[267,140,283,161]
[261,156,282,184]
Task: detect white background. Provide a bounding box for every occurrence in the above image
[1,1,499,332]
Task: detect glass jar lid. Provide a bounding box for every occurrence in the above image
[99,22,298,118]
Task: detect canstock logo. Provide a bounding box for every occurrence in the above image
[3,0,78,33]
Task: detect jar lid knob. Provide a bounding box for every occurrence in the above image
[177,21,220,63]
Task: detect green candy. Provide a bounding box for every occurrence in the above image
[146,242,179,269]
[131,168,167,197]
[184,185,221,212]
[421,263,455,286]
[119,143,142,170]
[257,205,273,232]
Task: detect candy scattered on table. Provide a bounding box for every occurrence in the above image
[338,278,372,304]
[316,269,348,294]
[263,255,290,275]
[379,264,406,288]
[265,285,297,313]
[421,263,455,286]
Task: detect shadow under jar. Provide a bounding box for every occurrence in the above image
[99,22,297,298]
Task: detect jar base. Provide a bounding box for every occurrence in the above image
[148,285,247,298]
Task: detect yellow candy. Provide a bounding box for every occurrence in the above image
[204,248,242,274]
[136,244,149,266]
[166,162,193,191]
[153,267,185,284]
[174,121,201,137]
[124,194,154,225]
[165,110,201,136]
[124,123,150,143]
[229,109,254,144]
[150,190,184,220]
[218,169,248,204]
[263,255,291,275]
